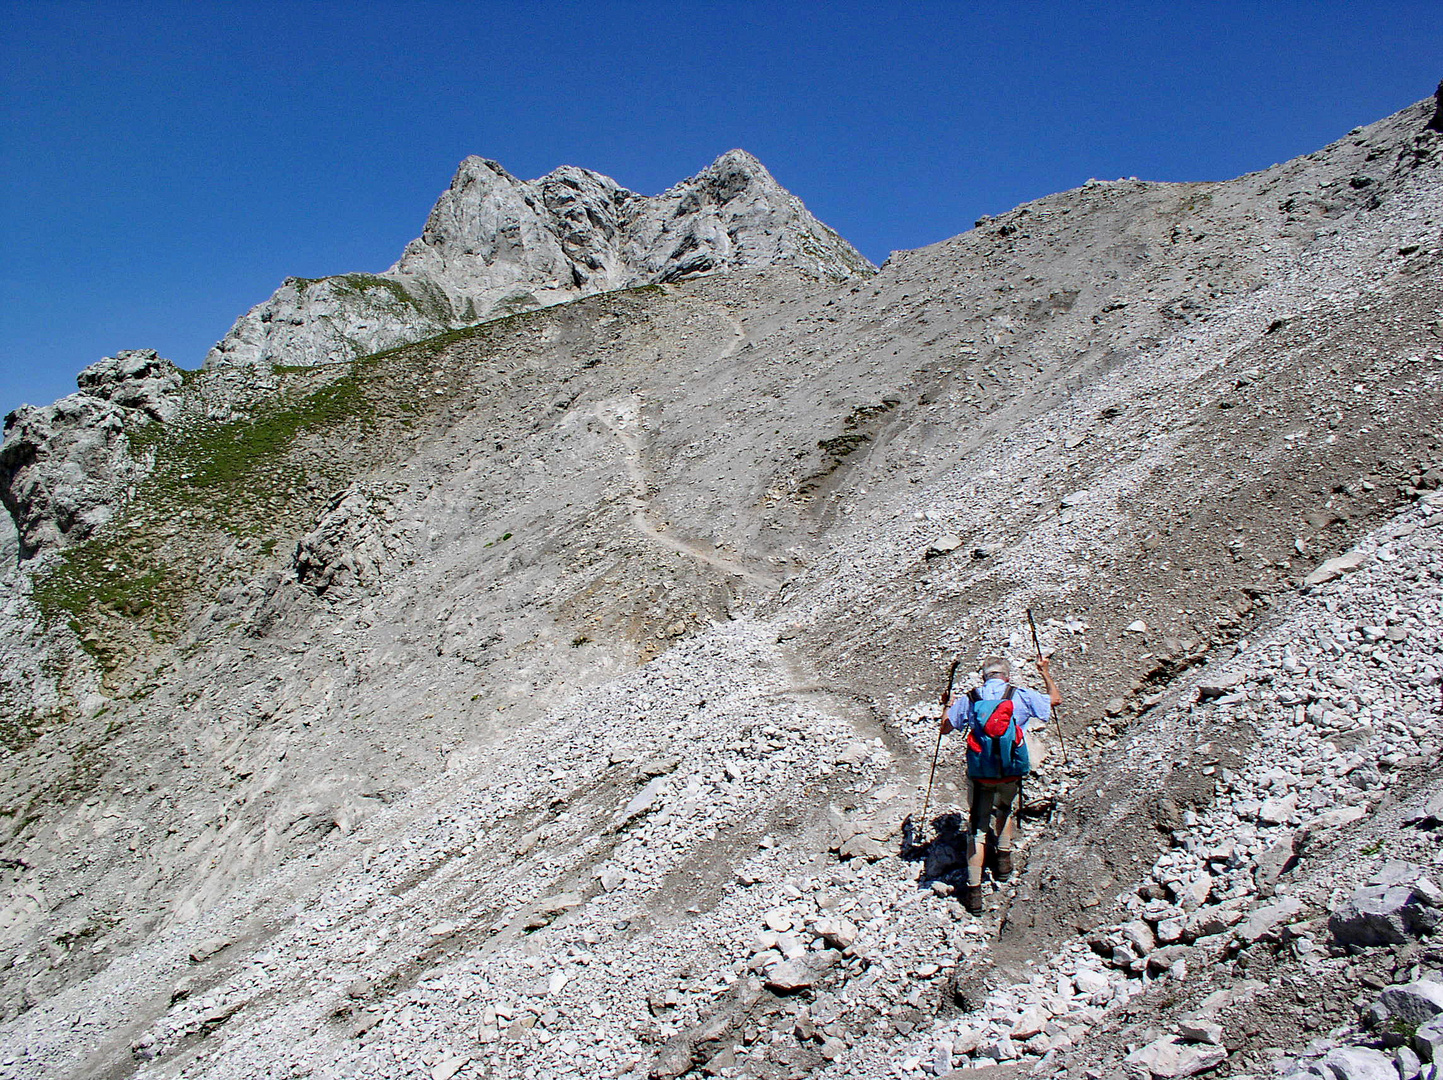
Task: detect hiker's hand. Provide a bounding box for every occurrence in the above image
[1036,655,1051,675]
[940,689,952,707]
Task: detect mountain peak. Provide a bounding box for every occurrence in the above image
[203,153,871,371]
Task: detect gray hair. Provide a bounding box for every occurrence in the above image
[980,656,1011,679]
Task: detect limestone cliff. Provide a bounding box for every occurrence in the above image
[203,150,872,371]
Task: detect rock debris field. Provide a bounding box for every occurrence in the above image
[0,85,1441,1080]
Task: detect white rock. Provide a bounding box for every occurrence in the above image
[1258,793,1298,825]
[1314,1046,1400,1080]
[764,960,816,993]
[1011,1006,1048,1039]
[1073,969,1111,1001]
[764,908,793,933]
[1308,805,1367,830]
[431,1055,469,1080]
[1124,1036,1227,1077]
[1304,551,1372,586]
[1178,1019,1224,1045]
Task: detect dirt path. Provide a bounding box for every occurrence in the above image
[593,301,780,592]
[593,395,781,591]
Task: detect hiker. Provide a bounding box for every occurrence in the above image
[940,655,1062,913]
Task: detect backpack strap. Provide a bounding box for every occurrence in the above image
[1002,685,1016,701]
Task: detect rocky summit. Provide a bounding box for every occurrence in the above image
[203,150,872,374]
[0,87,1441,1080]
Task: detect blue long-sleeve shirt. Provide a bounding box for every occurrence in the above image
[946,678,1051,731]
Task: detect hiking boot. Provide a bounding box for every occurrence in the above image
[963,884,983,914]
[995,850,1013,881]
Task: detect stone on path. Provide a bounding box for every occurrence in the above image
[1124,1036,1227,1078]
[1073,969,1111,1000]
[1178,1019,1223,1045]
[1310,1046,1398,1080]
[764,960,815,993]
[431,1056,469,1080]
[1258,793,1298,826]
[189,937,230,963]
[1303,550,1371,587]
[1377,978,1443,1027]
[1011,1006,1048,1039]
[763,908,792,933]
[618,775,668,822]
[1307,805,1367,831]
[926,535,963,558]
[812,916,858,950]
[1235,897,1305,945]
[1196,671,1244,699]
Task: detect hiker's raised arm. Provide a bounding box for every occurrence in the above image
[939,690,957,733]
[1036,655,1062,707]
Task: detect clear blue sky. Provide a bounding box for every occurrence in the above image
[2,1,1439,417]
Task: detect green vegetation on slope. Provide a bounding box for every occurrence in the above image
[28,282,674,662]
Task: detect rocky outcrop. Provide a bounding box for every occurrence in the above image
[0,502,16,568]
[72,349,185,420]
[0,350,182,558]
[203,150,871,371]
[292,487,415,594]
[201,273,456,372]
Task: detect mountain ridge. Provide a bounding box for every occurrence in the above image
[202,149,871,373]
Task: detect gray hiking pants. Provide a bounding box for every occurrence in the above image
[967,778,1021,886]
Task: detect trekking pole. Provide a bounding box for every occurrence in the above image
[1026,608,1068,764]
[917,658,962,832]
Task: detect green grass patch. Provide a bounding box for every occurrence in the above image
[31,362,379,636]
[28,279,676,651]
[33,540,172,662]
[165,370,372,495]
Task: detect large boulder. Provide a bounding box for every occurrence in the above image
[1330,862,1443,946]
[1307,1046,1403,1080]
[1377,978,1443,1028]
[1416,1015,1443,1062]
[1124,1036,1226,1078]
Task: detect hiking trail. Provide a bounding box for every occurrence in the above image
[593,300,779,593]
